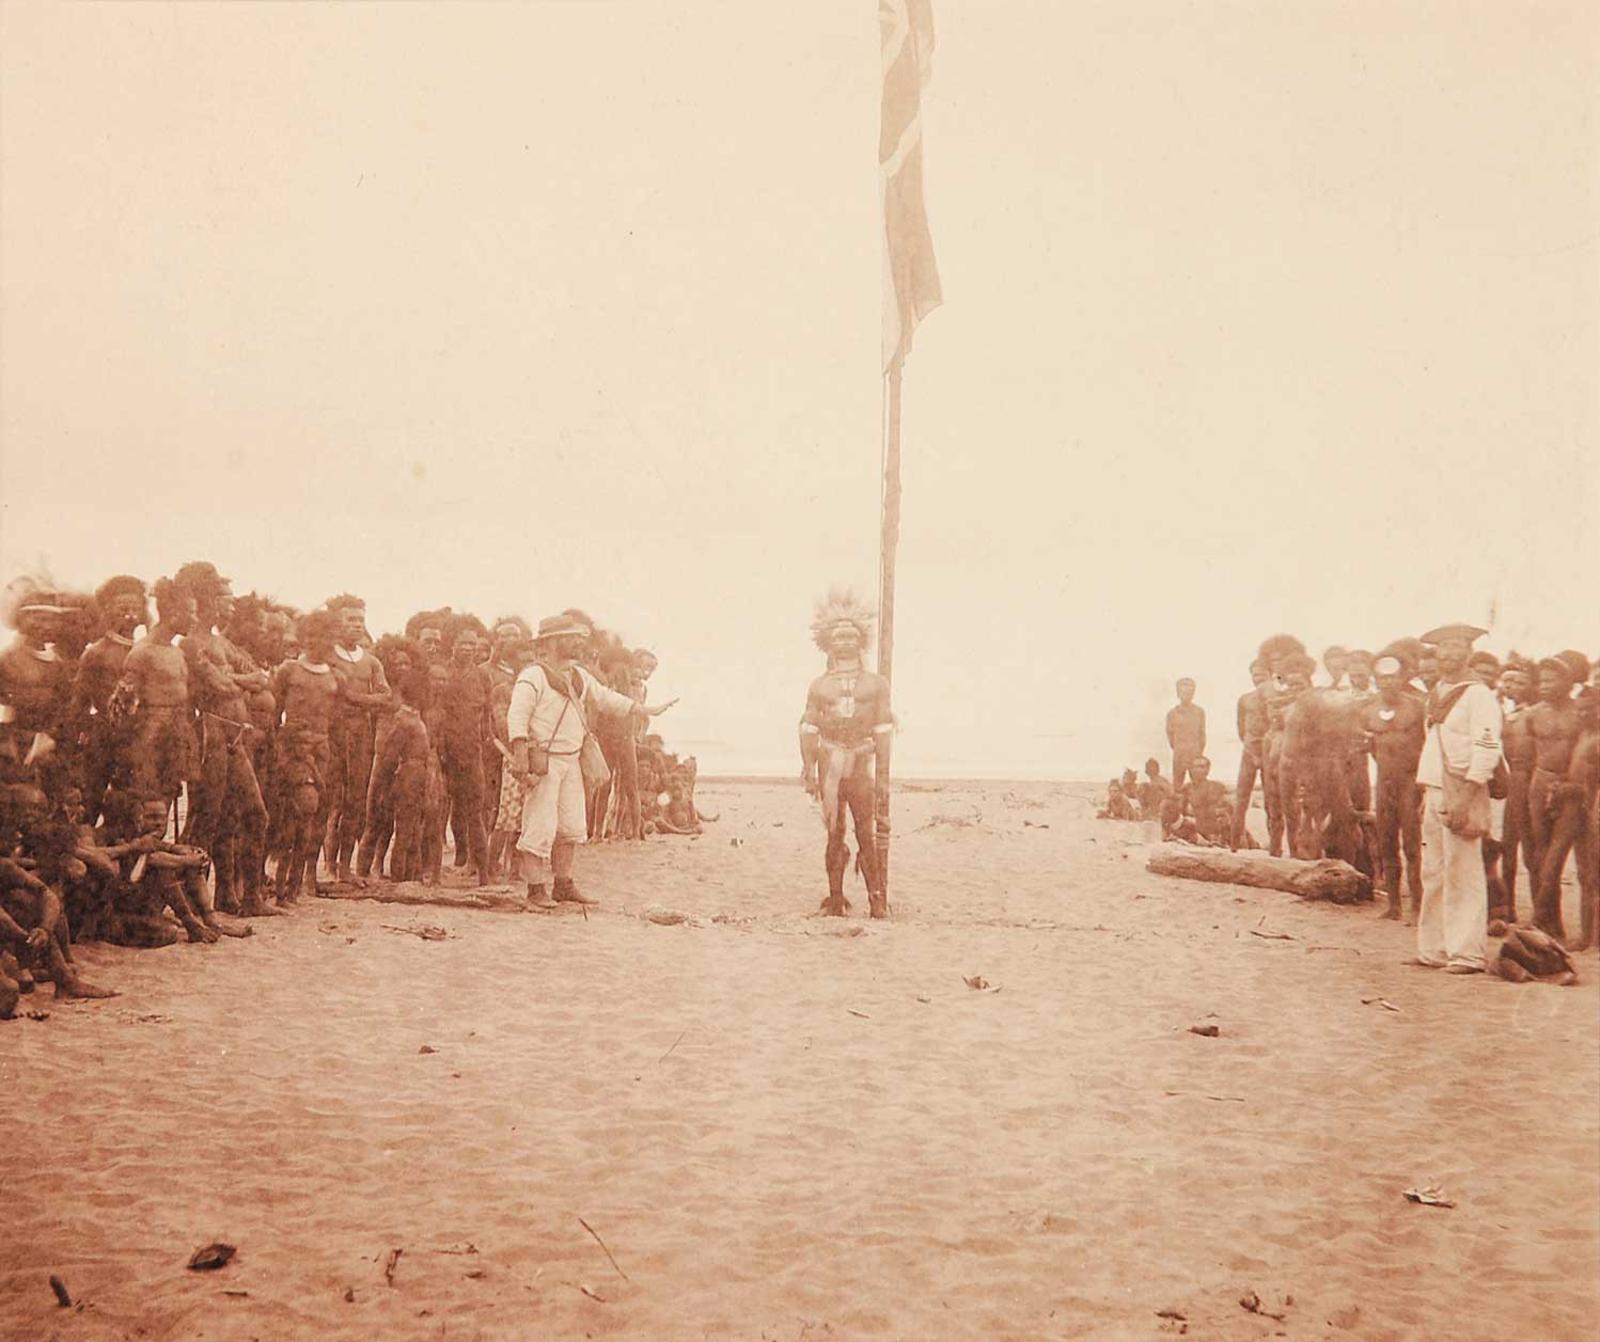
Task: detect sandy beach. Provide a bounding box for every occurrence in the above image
[4,779,1596,1342]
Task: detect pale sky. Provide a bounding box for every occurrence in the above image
[2,2,1595,779]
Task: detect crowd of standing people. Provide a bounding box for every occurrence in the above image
[1104,625,1597,979]
[0,567,698,1015]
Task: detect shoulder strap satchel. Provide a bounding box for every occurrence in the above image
[1425,682,1473,730]
[519,665,577,774]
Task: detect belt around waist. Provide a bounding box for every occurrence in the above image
[820,738,874,754]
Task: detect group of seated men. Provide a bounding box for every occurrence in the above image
[1097,757,1236,848]
[0,566,701,1014]
[1101,637,1599,951]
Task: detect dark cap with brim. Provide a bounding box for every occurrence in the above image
[535,613,592,642]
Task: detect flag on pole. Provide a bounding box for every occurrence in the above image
[880,0,942,373]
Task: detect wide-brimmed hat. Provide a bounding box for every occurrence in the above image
[535,613,592,642]
[1420,623,1487,646]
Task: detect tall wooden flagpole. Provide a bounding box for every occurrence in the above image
[876,360,904,896]
[878,0,941,905]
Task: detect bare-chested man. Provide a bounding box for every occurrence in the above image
[0,783,117,996]
[116,579,198,816]
[1343,651,1377,809]
[1497,655,1537,919]
[0,579,71,785]
[1321,645,1350,690]
[1346,651,1375,699]
[405,608,451,664]
[436,620,494,884]
[1528,651,1591,941]
[486,626,533,879]
[1231,659,1270,849]
[123,796,253,943]
[1137,757,1173,824]
[363,666,434,882]
[1163,756,1231,845]
[1165,679,1205,789]
[352,635,416,879]
[799,592,892,918]
[322,595,391,884]
[1365,649,1426,921]
[1281,662,1369,868]
[1564,680,1598,950]
[170,562,273,916]
[228,596,293,892]
[69,575,148,820]
[1,854,116,999]
[270,610,341,903]
[1264,647,1315,858]
[1098,779,1137,821]
[482,618,529,849]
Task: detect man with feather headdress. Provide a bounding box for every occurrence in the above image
[0,574,73,784]
[799,589,893,918]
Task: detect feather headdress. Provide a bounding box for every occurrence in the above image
[0,571,67,632]
[811,586,875,652]
[491,615,533,639]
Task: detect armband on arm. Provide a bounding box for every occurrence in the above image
[799,721,820,771]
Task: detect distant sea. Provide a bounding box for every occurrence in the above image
[681,741,1107,784]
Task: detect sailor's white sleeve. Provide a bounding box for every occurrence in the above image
[506,671,539,744]
[581,669,637,721]
[1464,684,1503,784]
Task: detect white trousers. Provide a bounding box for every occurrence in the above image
[1418,785,1487,969]
[515,755,587,861]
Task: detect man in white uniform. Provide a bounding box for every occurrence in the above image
[506,613,671,908]
[1415,623,1504,973]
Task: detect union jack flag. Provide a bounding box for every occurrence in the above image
[880,0,942,372]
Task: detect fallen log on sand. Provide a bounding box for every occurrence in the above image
[314,884,526,913]
[1146,848,1372,904]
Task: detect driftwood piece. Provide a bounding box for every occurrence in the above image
[314,885,525,913]
[1146,848,1371,903]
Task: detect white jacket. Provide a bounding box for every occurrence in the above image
[506,663,636,755]
[1418,679,1502,787]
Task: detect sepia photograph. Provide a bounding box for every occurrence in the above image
[1,2,1595,1339]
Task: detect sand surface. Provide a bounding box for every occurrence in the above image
[4,780,1597,1342]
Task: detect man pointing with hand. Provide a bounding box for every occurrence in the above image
[1415,622,1503,974]
[506,613,675,910]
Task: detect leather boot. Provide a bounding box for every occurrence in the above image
[552,878,597,906]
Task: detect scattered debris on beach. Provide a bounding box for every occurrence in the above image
[187,1242,236,1272]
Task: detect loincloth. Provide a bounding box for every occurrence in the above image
[817,740,874,832]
